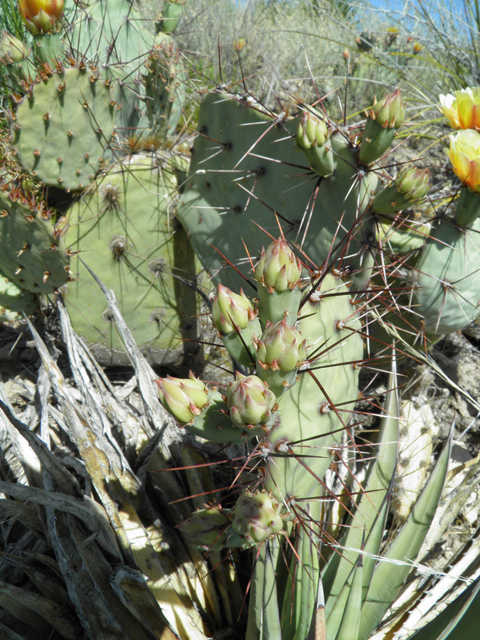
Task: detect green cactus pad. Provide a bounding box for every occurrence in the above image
[415,216,480,334]
[0,191,70,293]
[178,93,378,292]
[0,268,38,322]
[262,273,363,501]
[12,65,117,190]
[63,152,199,367]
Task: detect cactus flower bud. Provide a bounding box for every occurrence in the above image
[18,0,64,35]
[297,111,328,150]
[371,89,405,129]
[211,285,255,335]
[159,0,183,34]
[255,239,301,293]
[232,492,283,546]
[372,166,430,216]
[395,166,430,199]
[178,506,231,552]
[439,87,480,130]
[360,89,405,164]
[156,371,208,424]
[226,373,277,428]
[0,32,29,64]
[255,318,306,372]
[447,129,480,192]
[296,111,334,176]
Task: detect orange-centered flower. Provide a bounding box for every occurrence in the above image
[447,129,480,191]
[18,0,64,35]
[439,88,480,130]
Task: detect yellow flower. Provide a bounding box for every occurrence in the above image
[439,87,480,130]
[18,0,64,35]
[447,129,480,192]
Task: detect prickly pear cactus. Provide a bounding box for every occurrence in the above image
[157,236,364,637]
[11,64,117,190]
[63,153,199,367]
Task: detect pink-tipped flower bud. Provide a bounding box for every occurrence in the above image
[232,492,283,546]
[178,506,231,552]
[296,111,328,150]
[255,318,306,371]
[395,166,430,200]
[255,239,301,292]
[211,285,255,335]
[371,89,405,129]
[156,371,208,424]
[226,373,277,428]
[18,0,64,35]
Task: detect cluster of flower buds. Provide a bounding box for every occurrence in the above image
[156,372,208,424]
[296,111,334,177]
[226,373,277,429]
[18,0,64,35]
[232,492,283,546]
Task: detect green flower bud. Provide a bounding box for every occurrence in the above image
[372,166,430,215]
[156,371,208,424]
[296,111,328,150]
[395,166,430,199]
[226,373,277,428]
[371,89,405,129]
[255,318,306,372]
[255,239,301,293]
[211,285,255,335]
[178,506,231,552]
[0,32,29,64]
[232,492,283,546]
[296,111,334,176]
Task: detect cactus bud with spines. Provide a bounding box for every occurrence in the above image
[255,318,307,395]
[360,89,406,164]
[296,110,335,177]
[232,492,283,546]
[226,373,277,429]
[178,506,232,552]
[211,285,255,335]
[255,238,302,325]
[18,0,64,34]
[372,166,430,216]
[211,284,262,366]
[156,372,209,424]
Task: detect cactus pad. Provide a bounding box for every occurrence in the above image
[0,268,38,322]
[12,65,117,190]
[415,216,480,333]
[0,190,70,293]
[63,153,199,367]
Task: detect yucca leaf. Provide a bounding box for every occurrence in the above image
[359,430,452,639]
[327,495,390,639]
[409,575,480,640]
[246,540,282,640]
[281,506,320,640]
[323,360,399,612]
[335,554,363,640]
